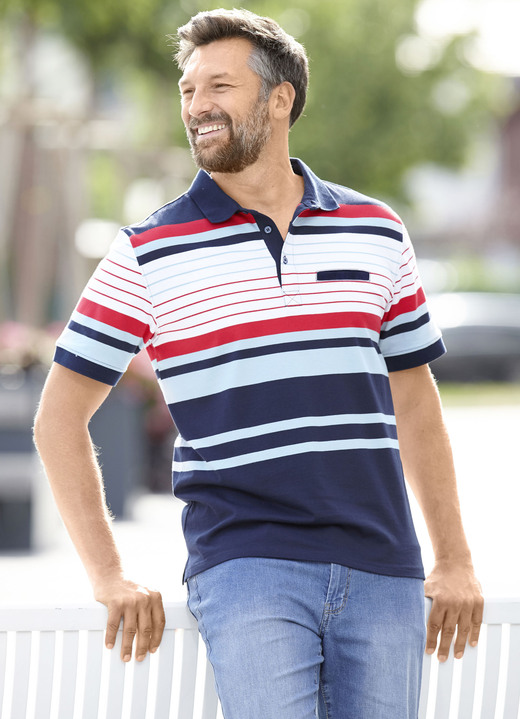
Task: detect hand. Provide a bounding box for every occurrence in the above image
[95,578,166,662]
[424,560,484,662]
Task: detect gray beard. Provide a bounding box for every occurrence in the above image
[188,99,272,174]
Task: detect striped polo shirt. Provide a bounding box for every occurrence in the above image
[55,158,445,581]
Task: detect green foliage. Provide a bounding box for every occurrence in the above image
[1,0,506,203]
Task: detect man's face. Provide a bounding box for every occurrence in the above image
[179,38,272,173]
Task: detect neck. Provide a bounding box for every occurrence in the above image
[209,143,303,213]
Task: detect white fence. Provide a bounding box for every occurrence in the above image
[1,599,519,718]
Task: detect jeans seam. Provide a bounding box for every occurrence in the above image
[325,567,352,617]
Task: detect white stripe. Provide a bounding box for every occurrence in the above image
[173,437,400,472]
[161,346,387,403]
[188,412,396,449]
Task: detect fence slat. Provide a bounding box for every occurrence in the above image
[434,654,455,719]
[34,631,56,719]
[480,624,502,718]
[130,654,151,719]
[12,631,32,718]
[154,628,175,719]
[82,629,104,719]
[503,624,520,719]
[200,658,219,719]
[106,631,126,719]
[0,631,7,715]
[57,630,79,718]
[457,643,479,719]
[178,628,199,719]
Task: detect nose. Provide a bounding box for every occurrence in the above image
[187,87,215,119]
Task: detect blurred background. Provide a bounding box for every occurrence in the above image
[0,0,519,603]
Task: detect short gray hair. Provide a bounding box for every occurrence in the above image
[174,8,309,127]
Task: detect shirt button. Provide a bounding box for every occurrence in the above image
[264,225,272,234]
[283,255,288,264]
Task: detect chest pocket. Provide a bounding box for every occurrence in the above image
[317,270,370,281]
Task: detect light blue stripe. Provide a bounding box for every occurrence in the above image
[292,216,402,232]
[189,412,396,449]
[381,325,443,358]
[56,329,134,372]
[161,346,387,403]
[71,310,144,347]
[157,327,380,372]
[134,222,258,257]
[173,437,400,472]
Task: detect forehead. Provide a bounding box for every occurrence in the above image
[179,37,257,85]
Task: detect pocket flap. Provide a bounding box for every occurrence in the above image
[316,270,370,281]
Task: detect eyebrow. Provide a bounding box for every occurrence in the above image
[178,72,235,88]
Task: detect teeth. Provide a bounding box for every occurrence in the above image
[197,124,226,135]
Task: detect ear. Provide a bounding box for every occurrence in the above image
[270,81,296,122]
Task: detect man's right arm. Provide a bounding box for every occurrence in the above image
[33,363,165,662]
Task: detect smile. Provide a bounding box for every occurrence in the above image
[197,124,227,136]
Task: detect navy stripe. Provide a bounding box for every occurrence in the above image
[170,373,395,439]
[176,421,398,463]
[291,225,403,242]
[159,337,378,380]
[69,321,139,354]
[137,231,261,265]
[54,347,122,385]
[380,312,430,340]
[386,338,446,372]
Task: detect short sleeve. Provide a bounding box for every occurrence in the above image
[380,226,445,372]
[54,229,156,385]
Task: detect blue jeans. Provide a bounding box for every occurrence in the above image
[187,558,426,719]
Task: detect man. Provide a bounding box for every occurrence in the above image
[34,8,483,718]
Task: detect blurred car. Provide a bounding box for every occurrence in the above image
[427,292,520,382]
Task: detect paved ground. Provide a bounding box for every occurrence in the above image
[1,404,519,606]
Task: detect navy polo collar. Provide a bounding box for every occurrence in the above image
[187,157,340,224]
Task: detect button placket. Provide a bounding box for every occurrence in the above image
[280,238,301,305]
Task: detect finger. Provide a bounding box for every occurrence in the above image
[425,604,446,656]
[453,607,472,659]
[150,592,166,654]
[120,608,138,662]
[105,604,123,651]
[135,597,153,662]
[436,609,459,662]
[469,597,484,647]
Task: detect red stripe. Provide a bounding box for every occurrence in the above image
[300,204,402,224]
[77,298,153,342]
[383,288,426,324]
[156,312,380,360]
[130,213,256,248]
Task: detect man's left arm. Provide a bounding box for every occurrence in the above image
[389,363,484,662]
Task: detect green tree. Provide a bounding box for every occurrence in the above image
[1,0,506,202]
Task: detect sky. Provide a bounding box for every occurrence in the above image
[417,0,520,76]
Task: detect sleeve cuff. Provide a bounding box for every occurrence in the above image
[54,347,123,386]
[385,337,446,372]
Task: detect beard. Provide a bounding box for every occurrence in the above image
[187,97,272,174]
